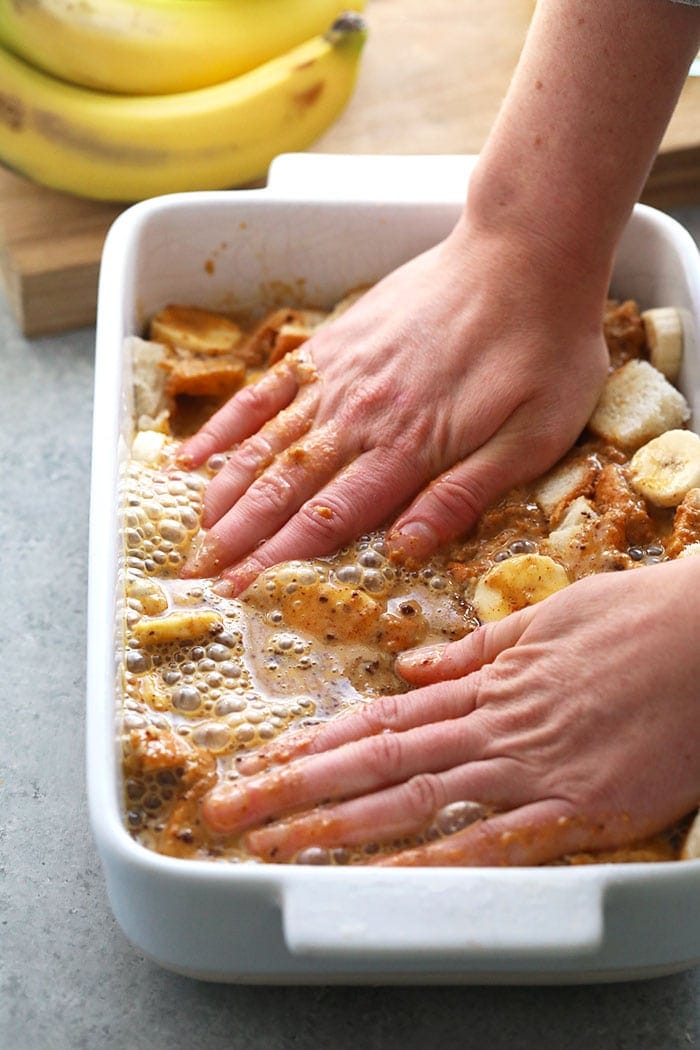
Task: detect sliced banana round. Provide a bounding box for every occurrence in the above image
[473,554,571,622]
[641,307,683,382]
[628,429,700,507]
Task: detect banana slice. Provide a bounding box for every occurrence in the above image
[133,610,224,647]
[641,307,683,382]
[473,554,570,622]
[628,429,700,507]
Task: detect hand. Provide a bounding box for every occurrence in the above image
[201,559,700,865]
[179,216,609,594]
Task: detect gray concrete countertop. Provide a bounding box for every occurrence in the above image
[2,208,700,1050]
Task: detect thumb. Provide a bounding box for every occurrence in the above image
[396,603,537,685]
[385,427,534,563]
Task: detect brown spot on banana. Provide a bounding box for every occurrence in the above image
[293,81,324,110]
[0,94,24,131]
[33,110,169,164]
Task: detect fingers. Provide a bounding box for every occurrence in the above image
[374,798,587,867]
[396,608,536,686]
[212,446,422,595]
[245,759,514,862]
[182,423,345,578]
[177,352,310,468]
[201,390,318,528]
[201,705,490,836]
[236,677,486,777]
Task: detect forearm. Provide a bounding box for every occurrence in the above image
[467,0,700,294]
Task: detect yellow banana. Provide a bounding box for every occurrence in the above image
[0,0,365,95]
[0,14,367,202]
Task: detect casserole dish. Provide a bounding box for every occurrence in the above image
[88,155,700,983]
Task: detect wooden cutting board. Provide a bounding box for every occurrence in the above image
[3,0,700,336]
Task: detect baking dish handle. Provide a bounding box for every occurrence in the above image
[282,873,605,959]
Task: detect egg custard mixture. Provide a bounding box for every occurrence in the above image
[120,296,700,865]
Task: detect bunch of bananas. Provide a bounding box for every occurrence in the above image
[0,0,367,201]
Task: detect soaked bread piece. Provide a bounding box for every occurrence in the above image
[589,358,690,449]
[150,304,243,357]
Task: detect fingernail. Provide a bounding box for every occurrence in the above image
[181,533,226,578]
[396,643,447,673]
[174,450,195,469]
[174,439,197,468]
[386,520,440,562]
[211,561,259,598]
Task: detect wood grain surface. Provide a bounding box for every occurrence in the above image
[1,0,699,335]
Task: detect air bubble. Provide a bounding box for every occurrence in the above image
[433,800,486,835]
[220,661,242,679]
[216,695,247,715]
[358,549,384,568]
[192,722,231,751]
[171,685,202,712]
[361,569,385,593]
[126,650,151,673]
[160,519,186,544]
[207,453,227,473]
[335,565,362,585]
[271,632,296,652]
[295,846,331,865]
[510,539,536,555]
[206,643,230,662]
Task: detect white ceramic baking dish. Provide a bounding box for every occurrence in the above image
[88,155,700,983]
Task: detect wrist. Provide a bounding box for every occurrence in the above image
[445,193,611,339]
[462,156,615,310]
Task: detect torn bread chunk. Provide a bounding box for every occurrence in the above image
[603,299,647,370]
[129,336,171,425]
[588,359,690,450]
[268,310,328,365]
[163,354,246,400]
[666,488,700,558]
[149,305,243,357]
[543,496,599,575]
[533,449,600,523]
[243,308,327,366]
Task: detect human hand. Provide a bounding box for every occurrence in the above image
[179,216,609,594]
[201,559,700,865]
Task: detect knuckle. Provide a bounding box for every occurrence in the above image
[234,435,274,473]
[295,496,352,543]
[338,376,395,426]
[248,471,292,515]
[238,379,280,419]
[360,695,404,735]
[428,473,491,528]
[365,731,406,780]
[401,773,446,823]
